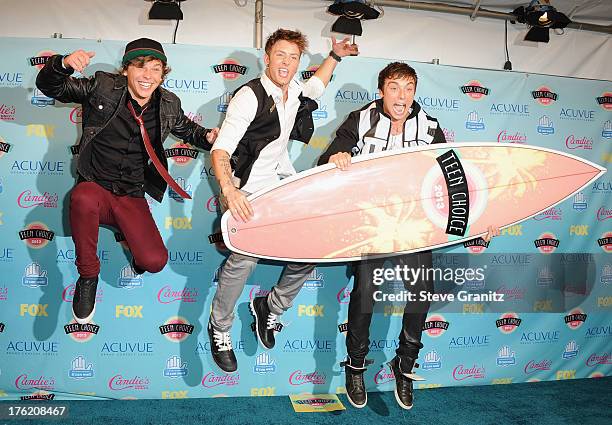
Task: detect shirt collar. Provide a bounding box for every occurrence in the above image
[260,71,300,103]
[126,89,159,114]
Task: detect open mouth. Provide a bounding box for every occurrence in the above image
[392,103,407,115]
[278,68,288,78]
[138,81,153,90]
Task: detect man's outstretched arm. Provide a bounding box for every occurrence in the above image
[36,50,97,104]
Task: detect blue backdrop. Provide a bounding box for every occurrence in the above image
[0,37,610,401]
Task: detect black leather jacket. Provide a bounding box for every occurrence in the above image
[36,54,212,202]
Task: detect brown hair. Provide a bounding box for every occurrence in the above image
[378,62,417,90]
[264,29,308,55]
[120,55,171,80]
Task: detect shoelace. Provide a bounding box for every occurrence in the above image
[350,372,365,390]
[212,329,233,352]
[397,376,413,397]
[266,312,278,330]
[78,280,95,303]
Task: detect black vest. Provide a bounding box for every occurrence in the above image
[231,78,318,188]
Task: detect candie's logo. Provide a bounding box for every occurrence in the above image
[524,359,551,375]
[0,104,16,121]
[70,107,82,124]
[337,285,350,304]
[15,374,56,390]
[201,372,240,388]
[565,135,593,150]
[452,364,485,381]
[443,128,455,142]
[288,370,326,386]
[597,207,612,222]
[533,207,562,221]
[108,375,150,391]
[17,190,58,208]
[157,285,198,304]
[373,364,395,385]
[497,130,526,144]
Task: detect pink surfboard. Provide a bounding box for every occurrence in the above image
[220,143,606,262]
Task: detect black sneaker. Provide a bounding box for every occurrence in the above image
[207,322,237,373]
[340,357,370,408]
[250,296,278,349]
[131,257,145,275]
[389,356,415,410]
[72,276,98,324]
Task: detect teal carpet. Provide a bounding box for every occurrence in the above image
[1,378,610,425]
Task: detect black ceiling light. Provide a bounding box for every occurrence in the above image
[327,1,380,36]
[147,0,186,20]
[512,0,571,43]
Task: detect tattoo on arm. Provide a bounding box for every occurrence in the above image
[219,155,234,190]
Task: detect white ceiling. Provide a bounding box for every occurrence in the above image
[374,1,612,26]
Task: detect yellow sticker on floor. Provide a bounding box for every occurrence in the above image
[289,393,346,413]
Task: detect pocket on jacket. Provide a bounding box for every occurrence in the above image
[86,95,112,126]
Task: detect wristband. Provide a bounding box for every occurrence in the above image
[329,50,342,62]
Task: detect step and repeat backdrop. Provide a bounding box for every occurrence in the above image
[0,37,610,401]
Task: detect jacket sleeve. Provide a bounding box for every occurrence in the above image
[317,110,360,166]
[432,124,446,144]
[35,54,97,104]
[170,98,213,151]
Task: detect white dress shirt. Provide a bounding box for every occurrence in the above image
[211,72,325,193]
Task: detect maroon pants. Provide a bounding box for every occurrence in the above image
[70,182,168,278]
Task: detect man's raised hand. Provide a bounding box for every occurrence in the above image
[63,50,96,73]
[331,36,359,58]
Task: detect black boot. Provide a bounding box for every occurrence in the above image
[207,321,237,373]
[250,296,278,349]
[72,276,98,324]
[389,356,416,410]
[341,357,372,408]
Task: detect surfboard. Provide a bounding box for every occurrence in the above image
[219,142,606,262]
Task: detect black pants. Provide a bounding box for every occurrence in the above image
[346,251,434,362]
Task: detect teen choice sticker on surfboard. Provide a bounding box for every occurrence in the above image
[421,149,488,239]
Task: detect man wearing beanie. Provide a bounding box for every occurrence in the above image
[36,38,219,325]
